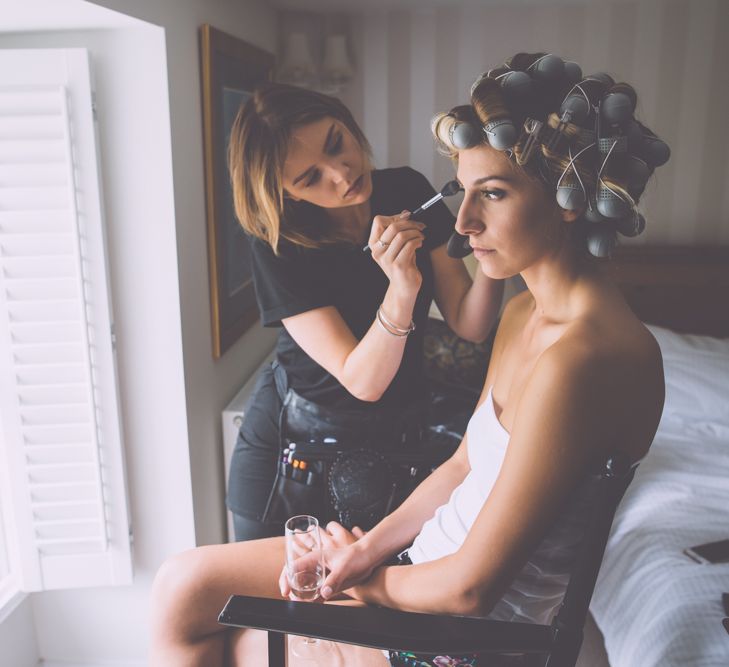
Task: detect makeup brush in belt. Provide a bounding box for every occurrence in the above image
[362,179,462,252]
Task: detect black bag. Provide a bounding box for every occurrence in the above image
[261,362,472,529]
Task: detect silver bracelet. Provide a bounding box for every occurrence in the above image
[376,310,409,337]
[377,305,415,336]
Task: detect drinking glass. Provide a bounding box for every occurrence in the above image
[284,515,332,659]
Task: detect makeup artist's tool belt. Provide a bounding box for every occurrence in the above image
[262,361,455,530]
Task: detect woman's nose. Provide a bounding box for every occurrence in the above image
[455,193,485,236]
[325,159,350,184]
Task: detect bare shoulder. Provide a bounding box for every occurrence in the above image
[528,312,664,462]
[493,290,533,344]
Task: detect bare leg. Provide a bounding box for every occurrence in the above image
[150,536,286,666]
[150,537,390,667]
[229,600,391,667]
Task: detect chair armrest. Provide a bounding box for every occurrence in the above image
[218,595,553,655]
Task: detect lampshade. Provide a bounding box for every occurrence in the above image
[278,32,316,85]
[321,34,353,84]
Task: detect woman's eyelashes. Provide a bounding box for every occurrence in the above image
[304,171,320,187]
[328,133,343,155]
[303,133,344,187]
[480,188,505,201]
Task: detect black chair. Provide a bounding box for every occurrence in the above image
[219,456,637,667]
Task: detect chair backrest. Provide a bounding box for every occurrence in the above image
[545,454,638,667]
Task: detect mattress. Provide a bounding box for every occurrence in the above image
[590,326,729,667]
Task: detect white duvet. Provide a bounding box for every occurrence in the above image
[591,326,729,667]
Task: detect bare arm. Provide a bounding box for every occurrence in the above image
[349,345,649,616]
[430,244,504,343]
[317,347,506,599]
[283,216,424,402]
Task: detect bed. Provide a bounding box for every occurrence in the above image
[583,245,729,666]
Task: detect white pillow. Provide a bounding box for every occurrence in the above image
[646,324,729,428]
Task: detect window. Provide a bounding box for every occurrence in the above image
[0,48,132,595]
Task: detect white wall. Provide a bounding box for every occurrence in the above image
[87,0,279,550]
[0,596,39,667]
[346,0,729,247]
[0,0,276,663]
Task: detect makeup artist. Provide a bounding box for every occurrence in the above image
[226,83,503,541]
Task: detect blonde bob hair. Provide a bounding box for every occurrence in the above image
[228,83,371,254]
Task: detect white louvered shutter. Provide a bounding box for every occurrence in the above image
[0,49,132,590]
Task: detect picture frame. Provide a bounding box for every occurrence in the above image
[200,24,275,358]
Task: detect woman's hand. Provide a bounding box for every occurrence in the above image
[318,522,378,600]
[278,522,374,601]
[368,212,425,298]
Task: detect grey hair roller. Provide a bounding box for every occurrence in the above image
[641,136,671,167]
[615,212,646,238]
[560,94,590,127]
[556,182,587,211]
[500,70,534,101]
[484,118,518,150]
[530,54,565,81]
[563,61,583,86]
[600,92,634,127]
[586,226,617,258]
[597,183,631,219]
[451,122,482,150]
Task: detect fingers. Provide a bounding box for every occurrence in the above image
[326,521,349,540]
[278,565,290,598]
[320,572,337,601]
[351,526,366,539]
[369,214,425,255]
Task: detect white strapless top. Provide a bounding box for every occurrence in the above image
[408,388,598,625]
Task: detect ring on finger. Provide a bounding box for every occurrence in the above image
[378,239,389,248]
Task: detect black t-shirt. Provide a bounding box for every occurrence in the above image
[250,167,455,410]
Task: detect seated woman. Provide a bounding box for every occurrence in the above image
[149,53,667,667]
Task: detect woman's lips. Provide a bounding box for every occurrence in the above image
[344,175,363,199]
[471,245,495,258]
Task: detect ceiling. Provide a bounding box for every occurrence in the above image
[269,0,623,10]
[0,0,139,34]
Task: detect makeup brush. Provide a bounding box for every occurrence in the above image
[362,179,462,252]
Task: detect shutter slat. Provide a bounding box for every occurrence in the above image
[20,405,91,425]
[0,211,70,231]
[0,140,66,162]
[0,90,64,114]
[0,51,131,592]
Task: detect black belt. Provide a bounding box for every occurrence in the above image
[272,360,426,449]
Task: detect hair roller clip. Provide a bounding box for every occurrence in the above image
[518,118,544,165]
[555,143,593,210]
[561,94,590,125]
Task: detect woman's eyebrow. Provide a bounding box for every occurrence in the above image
[473,175,513,185]
[292,123,337,186]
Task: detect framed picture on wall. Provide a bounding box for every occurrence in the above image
[200,24,275,358]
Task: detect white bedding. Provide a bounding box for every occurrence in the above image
[591,325,729,667]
